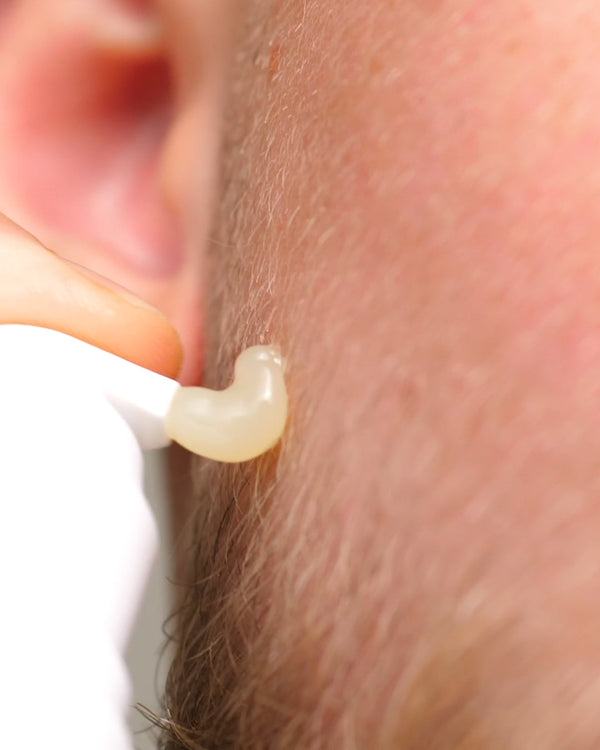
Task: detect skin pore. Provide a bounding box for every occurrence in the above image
[163,1,600,749]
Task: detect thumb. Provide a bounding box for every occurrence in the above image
[0,214,183,379]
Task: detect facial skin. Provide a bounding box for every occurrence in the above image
[164,2,600,749]
[4,0,600,748]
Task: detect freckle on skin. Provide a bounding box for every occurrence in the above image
[369,54,385,77]
[503,36,522,55]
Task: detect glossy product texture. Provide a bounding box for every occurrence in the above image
[166,346,288,462]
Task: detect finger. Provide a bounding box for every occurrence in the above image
[0,214,183,378]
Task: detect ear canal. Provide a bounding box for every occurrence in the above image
[0,0,179,277]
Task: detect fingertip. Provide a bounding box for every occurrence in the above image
[0,217,186,380]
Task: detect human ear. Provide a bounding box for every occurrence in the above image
[0,0,235,383]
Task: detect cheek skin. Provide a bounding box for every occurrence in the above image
[214,0,600,742]
[233,0,600,476]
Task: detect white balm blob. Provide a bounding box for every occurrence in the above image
[166,346,288,462]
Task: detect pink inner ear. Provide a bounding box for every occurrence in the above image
[122,0,155,13]
[0,32,182,277]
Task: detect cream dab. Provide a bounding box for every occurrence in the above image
[0,326,288,463]
[166,346,288,462]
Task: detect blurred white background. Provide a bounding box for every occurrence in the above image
[126,451,174,750]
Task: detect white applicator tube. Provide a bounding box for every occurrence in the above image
[0,324,287,750]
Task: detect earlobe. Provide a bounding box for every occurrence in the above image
[0,0,223,383]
